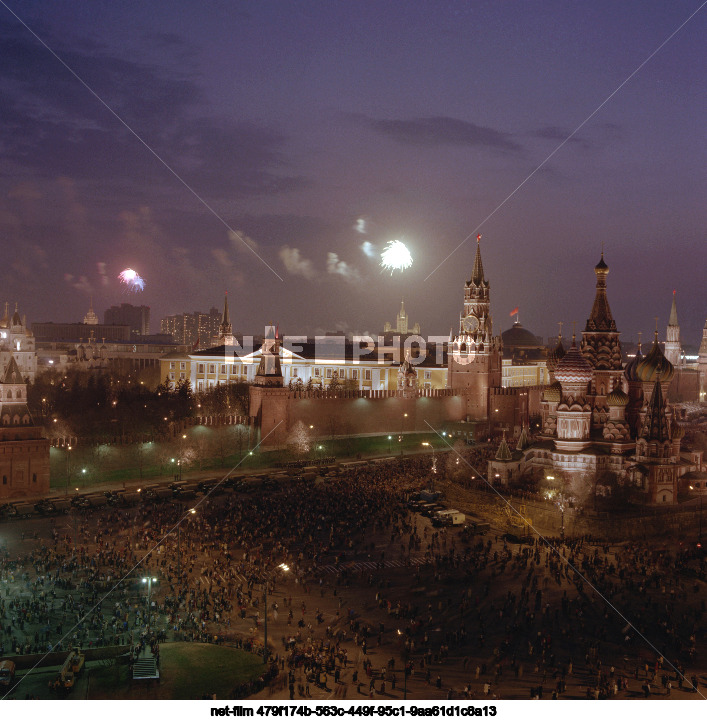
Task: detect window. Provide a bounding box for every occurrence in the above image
[180,362,186,370]
[424,382,431,389]
[220,364,226,374]
[197,381,204,391]
[326,368,333,379]
[180,373,185,380]
[292,367,298,377]
[314,367,321,377]
[208,364,215,374]
[364,369,371,380]
[424,371,431,380]
[169,372,175,380]
[352,369,358,380]
[197,364,205,374]
[170,362,175,369]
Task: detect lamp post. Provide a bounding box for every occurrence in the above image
[388,435,392,454]
[177,508,196,578]
[400,413,408,456]
[141,576,158,628]
[421,442,437,492]
[65,445,73,496]
[690,486,703,544]
[263,563,289,664]
[555,491,571,541]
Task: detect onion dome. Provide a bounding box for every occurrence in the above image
[671,423,685,441]
[554,338,593,385]
[546,336,566,374]
[543,381,562,403]
[636,331,675,383]
[607,388,629,407]
[624,341,644,382]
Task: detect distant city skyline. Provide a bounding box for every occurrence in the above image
[1,2,704,344]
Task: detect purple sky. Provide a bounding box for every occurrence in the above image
[1,1,705,347]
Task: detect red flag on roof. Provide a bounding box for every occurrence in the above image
[510,307,519,317]
[191,335,200,351]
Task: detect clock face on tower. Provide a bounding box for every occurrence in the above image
[463,315,479,333]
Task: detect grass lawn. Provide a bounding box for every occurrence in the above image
[87,643,265,700]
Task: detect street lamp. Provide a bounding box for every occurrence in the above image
[65,445,73,496]
[177,508,196,578]
[555,492,571,541]
[141,576,158,627]
[263,562,289,664]
[421,442,437,492]
[388,435,392,454]
[690,486,703,544]
[400,413,408,456]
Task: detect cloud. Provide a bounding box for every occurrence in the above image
[279,245,316,280]
[212,248,232,268]
[534,125,589,149]
[0,19,307,201]
[364,115,522,152]
[97,261,109,286]
[326,252,360,281]
[228,229,259,254]
[64,273,93,294]
[360,241,376,259]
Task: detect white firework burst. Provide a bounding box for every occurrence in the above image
[380,240,413,274]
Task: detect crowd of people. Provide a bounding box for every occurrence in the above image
[0,449,704,700]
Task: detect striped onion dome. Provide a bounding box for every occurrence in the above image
[554,340,593,385]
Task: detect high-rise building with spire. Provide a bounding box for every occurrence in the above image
[83,297,99,325]
[383,299,420,335]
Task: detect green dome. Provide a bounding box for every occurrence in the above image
[636,334,675,383]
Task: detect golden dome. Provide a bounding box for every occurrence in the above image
[636,333,675,383]
[607,388,628,407]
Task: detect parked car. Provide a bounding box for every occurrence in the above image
[34,499,57,516]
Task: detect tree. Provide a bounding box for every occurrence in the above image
[287,421,312,457]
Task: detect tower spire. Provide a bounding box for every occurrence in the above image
[219,291,234,345]
[585,252,616,332]
[470,234,485,285]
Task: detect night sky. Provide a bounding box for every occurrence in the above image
[1,1,705,347]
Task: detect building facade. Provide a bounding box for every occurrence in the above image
[0,356,50,500]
